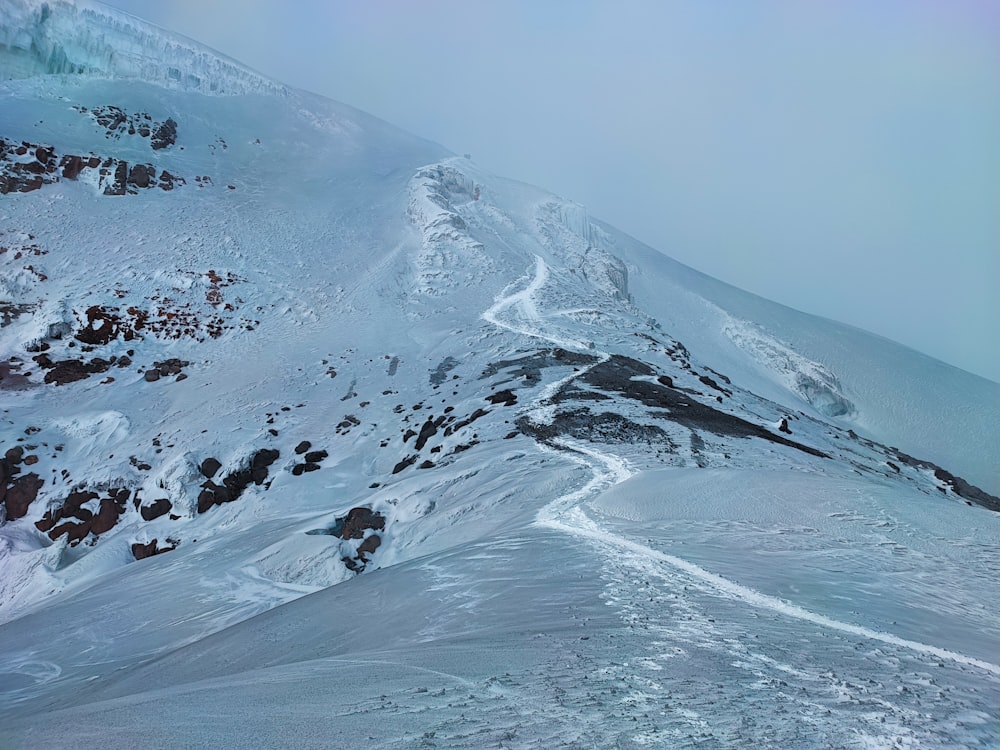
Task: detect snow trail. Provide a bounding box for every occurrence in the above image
[482,256,1000,679]
[481,255,589,351]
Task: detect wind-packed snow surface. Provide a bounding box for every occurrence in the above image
[0,3,998,747]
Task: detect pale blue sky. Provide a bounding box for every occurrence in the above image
[105,0,1000,382]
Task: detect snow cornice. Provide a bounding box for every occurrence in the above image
[0,0,287,96]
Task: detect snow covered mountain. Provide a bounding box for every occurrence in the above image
[1,2,998,747]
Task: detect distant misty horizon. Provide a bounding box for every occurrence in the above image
[101,0,1000,383]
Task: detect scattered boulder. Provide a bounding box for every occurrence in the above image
[32,352,116,385]
[151,118,177,150]
[290,446,327,476]
[132,537,178,560]
[392,455,418,474]
[338,507,385,540]
[336,507,386,573]
[102,159,128,195]
[3,473,44,520]
[415,417,438,450]
[75,305,123,345]
[486,389,518,406]
[200,457,222,479]
[127,163,155,189]
[197,448,280,513]
[357,534,381,559]
[36,488,130,544]
[140,498,172,521]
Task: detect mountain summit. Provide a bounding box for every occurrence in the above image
[1,2,998,746]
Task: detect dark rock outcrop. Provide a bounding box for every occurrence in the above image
[140,498,172,521]
[132,537,178,560]
[197,449,280,513]
[338,507,385,539]
[36,488,131,544]
[3,473,45,520]
[151,118,177,150]
[486,389,518,406]
[200,457,222,479]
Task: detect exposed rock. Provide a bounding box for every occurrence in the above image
[140,498,172,521]
[304,449,327,463]
[151,118,177,150]
[486,389,518,406]
[4,473,44,520]
[144,369,161,382]
[127,163,155,189]
[197,448,280,513]
[481,348,597,385]
[577,355,828,458]
[357,534,381,559]
[32,353,115,385]
[430,356,459,386]
[102,159,128,195]
[392,455,418,474]
[132,537,178,560]
[294,440,311,455]
[200,457,222,478]
[37,488,130,544]
[517,409,672,447]
[338,507,385,539]
[156,359,187,375]
[75,305,123,345]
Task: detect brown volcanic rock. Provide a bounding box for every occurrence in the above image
[75,305,122,345]
[127,163,155,189]
[200,457,222,479]
[40,489,130,543]
[151,118,177,150]
[197,449,280,514]
[132,538,178,560]
[102,159,128,195]
[140,498,172,521]
[357,534,381,560]
[339,507,385,540]
[4,473,44,520]
[33,353,116,385]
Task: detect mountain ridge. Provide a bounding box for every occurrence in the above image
[1,4,998,747]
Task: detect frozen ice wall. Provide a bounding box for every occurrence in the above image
[0,0,286,95]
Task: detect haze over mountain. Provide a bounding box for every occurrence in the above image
[100,0,1000,384]
[1,2,998,747]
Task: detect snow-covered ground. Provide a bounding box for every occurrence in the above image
[1,1,998,746]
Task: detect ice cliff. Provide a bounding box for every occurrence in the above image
[0,0,285,95]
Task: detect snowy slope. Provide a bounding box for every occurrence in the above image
[0,2,998,747]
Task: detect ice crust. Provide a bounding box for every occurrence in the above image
[0,0,285,95]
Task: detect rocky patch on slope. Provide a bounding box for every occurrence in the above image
[131,537,179,560]
[35,487,132,545]
[197,449,281,513]
[0,137,185,195]
[0,447,44,522]
[73,106,177,151]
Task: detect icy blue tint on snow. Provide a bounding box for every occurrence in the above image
[99,0,1000,383]
[0,4,998,747]
[0,0,284,94]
